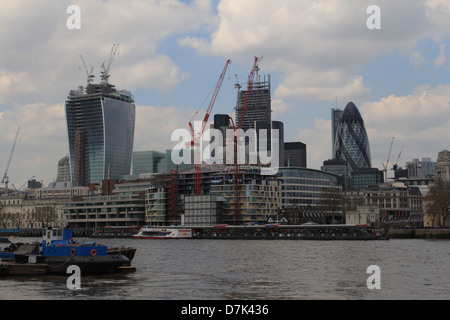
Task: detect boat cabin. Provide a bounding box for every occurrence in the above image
[43,227,73,244]
[41,227,107,257]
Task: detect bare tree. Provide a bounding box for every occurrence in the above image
[424,179,450,227]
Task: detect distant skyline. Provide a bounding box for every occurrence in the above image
[1,0,450,188]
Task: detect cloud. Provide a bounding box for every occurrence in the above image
[360,84,450,169]
[134,104,196,152]
[434,44,447,68]
[0,0,216,105]
[295,118,332,170]
[292,85,450,171]
[410,51,428,68]
[0,103,68,188]
[180,0,434,103]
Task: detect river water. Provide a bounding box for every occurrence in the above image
[1,238,449,300]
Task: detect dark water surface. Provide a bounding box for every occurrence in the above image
[1,238,449,300]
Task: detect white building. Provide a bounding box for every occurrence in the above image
[346,205,380,227]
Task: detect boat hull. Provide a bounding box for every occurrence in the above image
[45,254,130,274]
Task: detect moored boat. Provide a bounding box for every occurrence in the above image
[13,227,134,275]
[0,237,14,260]
[133,226,192,239]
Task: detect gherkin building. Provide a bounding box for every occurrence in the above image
[334,102,371,174]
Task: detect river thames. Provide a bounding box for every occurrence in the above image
[1,237,449,300]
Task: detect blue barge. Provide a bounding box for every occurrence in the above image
[14,227,132,275]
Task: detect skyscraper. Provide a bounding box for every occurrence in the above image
[235,72,271,131]
[334,102,371,175]
[65,82,135,186]
[331,108,343,156]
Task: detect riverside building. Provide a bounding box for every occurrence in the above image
[65,81,135,186]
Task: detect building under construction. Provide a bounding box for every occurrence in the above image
[144,164,282,226]
[65,46,135,186]
[235,72,272,131]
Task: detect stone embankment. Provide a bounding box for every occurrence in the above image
[389,228,450,239]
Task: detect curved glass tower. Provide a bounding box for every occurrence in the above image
[65,83,135,186]
[334,102,371,174]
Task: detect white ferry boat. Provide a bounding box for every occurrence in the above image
[133,226,192,239]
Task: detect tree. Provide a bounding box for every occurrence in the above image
[424,179,450,227]
[319,187,344,224]
[35,206,56,228]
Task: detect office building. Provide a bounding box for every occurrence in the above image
[405,158,436,179]
[350,167,384,191]
[278,167,343,223]
[132,151,165,176]
[331,108,343,156]
[322,158,347,189]
[56,155,71,183]
[334,102,371,175]
[285,142,307,168]
[65,82,135,186]
[434,150,450,181]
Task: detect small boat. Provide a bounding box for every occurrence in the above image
[14,227,133,275]
[133,226,192,239]
[0,237,14,260]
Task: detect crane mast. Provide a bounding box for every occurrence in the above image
[100,43,119,84]
[80,54,95,85]
[2,126,20,189]
[382,137,394,181]
[189,59,231,195]
[229,56,260,224]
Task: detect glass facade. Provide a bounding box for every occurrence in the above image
[278,167,343,223]
[334,102,371,175]
[65,84,135,186]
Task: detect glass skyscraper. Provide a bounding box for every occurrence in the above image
[65,83,135,186]
[334,102,371,175]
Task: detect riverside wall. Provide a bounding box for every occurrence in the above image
[389,228,450,239]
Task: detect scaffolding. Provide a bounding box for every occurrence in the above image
[235,74,271,131]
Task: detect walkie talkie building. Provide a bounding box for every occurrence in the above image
[65,83,135,186]
[334,102,371,175]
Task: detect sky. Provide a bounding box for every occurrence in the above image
[1,0,450,189]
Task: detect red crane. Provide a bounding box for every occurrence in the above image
[189,59,231,195]
[228,56,260,224]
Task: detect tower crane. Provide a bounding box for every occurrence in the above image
[2,126,20,189]
[381,136,394,181]
[188,59,232,195]
[392,145,404,172]
[80,54,95,85]
[228,56,260,224]
[100,43,119,84]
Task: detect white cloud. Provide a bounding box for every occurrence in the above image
[0,103,68,188]
[291,85,450,171]
[134,104,196,152]
[434,44,447,68]
[410,51,428,68]
[0,0,216,104]
[360,84,450,170]
[181,0,434,103]
[295,118,332,170]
